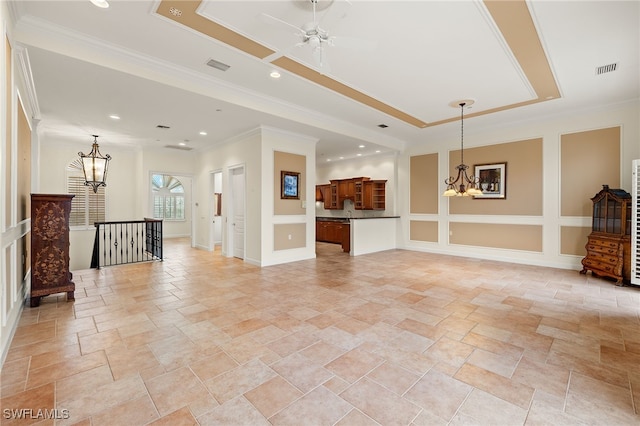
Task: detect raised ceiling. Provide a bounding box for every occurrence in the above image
[7,0,639,162]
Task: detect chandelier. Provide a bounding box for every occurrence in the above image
[78,135,111,193]
[443,101,482,197]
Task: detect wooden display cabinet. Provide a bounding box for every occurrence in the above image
[30,194,75,307]
[580,185,631,285]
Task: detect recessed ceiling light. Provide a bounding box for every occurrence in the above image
[375,150,381,153]
[358,145,365,148]
[109,114,120,120]
[327,159,331,162]
[270,71,281,79]
[357,153,363,157]
[339,157,344,160]
[179,142,186,146]
[90,0,109,8]
[199,131,207,136]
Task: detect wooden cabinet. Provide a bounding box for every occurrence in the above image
[30,194,75,307]
[329,181,340,209]
[321,177,386,210]
[316,220,350,252]
[361,180,386,210]
[580,185,631,285]
[338,178,358,201]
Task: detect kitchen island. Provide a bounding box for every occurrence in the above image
[316,216,399,256]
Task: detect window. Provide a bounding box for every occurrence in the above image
[152,174,185,220]
[67,159,106,228]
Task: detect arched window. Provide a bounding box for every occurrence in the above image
[152,174,185,220]
[66,158,106,228]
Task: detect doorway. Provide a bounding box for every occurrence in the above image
[227,165,245,260]
[209,170,223,251]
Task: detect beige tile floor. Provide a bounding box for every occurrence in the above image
[2,238,640,425]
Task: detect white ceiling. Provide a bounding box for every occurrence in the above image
[7,0,639,163]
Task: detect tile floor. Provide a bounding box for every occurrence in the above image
[2,238,640,425]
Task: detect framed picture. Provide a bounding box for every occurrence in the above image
[474,163,506,199]
[281,171,300,199]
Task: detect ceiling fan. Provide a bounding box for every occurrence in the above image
[259,0,376,72]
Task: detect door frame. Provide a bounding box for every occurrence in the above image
[227,164,246,259]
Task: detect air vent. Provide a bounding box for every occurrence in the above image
[378,124,388,128]
[596,62,618,75]
[164,145,193,151]
[156,125,170,129]
[207,59,231,72]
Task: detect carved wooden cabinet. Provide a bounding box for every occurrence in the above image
[30,194,75,307]
[580,185,631,285]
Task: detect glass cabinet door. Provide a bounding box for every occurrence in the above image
[593,199,605,232]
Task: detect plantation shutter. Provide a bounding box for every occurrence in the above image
[67,173,106,227]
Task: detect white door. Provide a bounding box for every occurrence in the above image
[230,166,245,259]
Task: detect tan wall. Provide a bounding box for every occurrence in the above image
[274,223,306,250]
[410,153,438,214]
[450,222,543,252]
[449,138,543,216]
[560,226,590,256]
[561,127,620,217]
[410,220,438,243]
[274,151,305,215]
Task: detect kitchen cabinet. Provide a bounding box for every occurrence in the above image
[329,181,340,209]
[316,220,350,252]
[321,177,386,210]
[580,185,631,285]
[360,180,386,210]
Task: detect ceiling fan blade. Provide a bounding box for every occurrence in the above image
[328,36,377,51]
[259,13,305,36]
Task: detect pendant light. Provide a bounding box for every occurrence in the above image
[443,101,482,197]
[78,135,111,193]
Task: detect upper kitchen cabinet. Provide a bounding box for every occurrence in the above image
[320,177,386,211]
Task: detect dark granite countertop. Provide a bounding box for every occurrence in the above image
[316,216,399,221]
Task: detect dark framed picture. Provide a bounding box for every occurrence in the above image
[474,163,506,199]
[281,171,300,199]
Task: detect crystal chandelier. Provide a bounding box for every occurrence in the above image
[78,135,111,193]
[443,101,482,197]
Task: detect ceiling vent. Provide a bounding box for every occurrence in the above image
[207,59,231,72]
[378,124,388,128]
[164,145,193,151]
[596,62,618,75]
[156,124,170,129]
